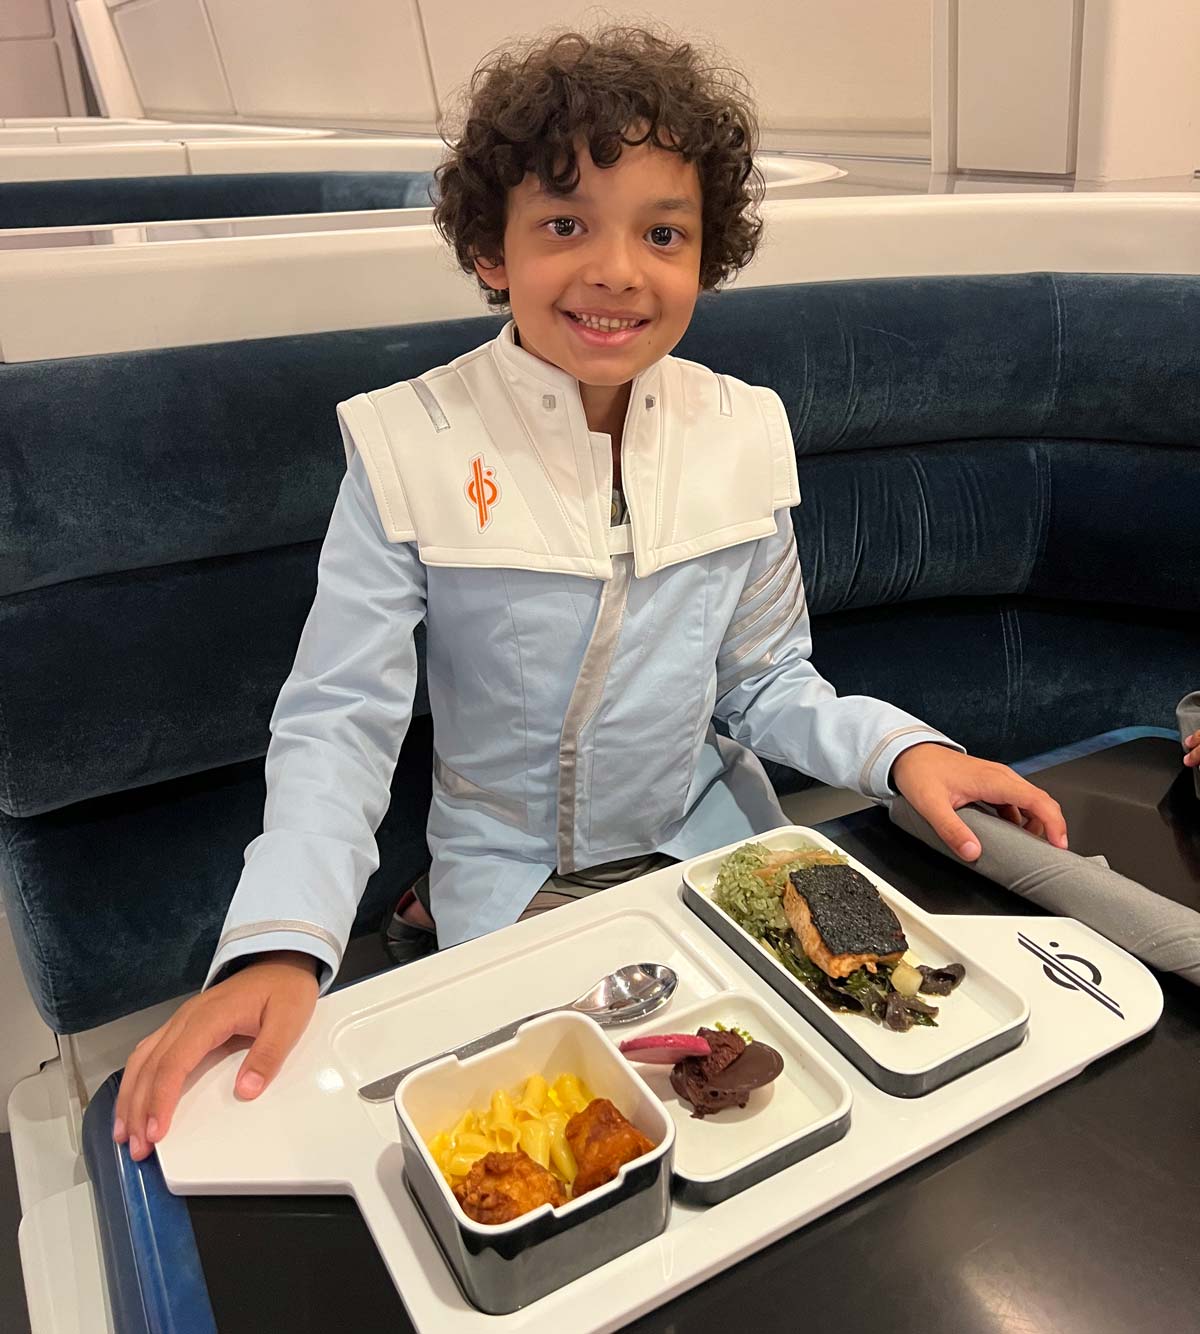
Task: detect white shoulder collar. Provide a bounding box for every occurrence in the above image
[337,322,799,580]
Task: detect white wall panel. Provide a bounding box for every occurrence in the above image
[956,0,1079,174]
[0,0,55,40]
[420,0,930,134]
[1076,0,1200,181]
[72,0,146,117]
[111,0,234,115]
[203,0,437,125]
[0,41,70,117]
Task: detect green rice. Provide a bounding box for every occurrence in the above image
[711,841,847,941]
[711,843,787,937]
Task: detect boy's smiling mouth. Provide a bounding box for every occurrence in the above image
[561,308,651,347]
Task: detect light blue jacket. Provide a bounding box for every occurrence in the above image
[206,325,957,989]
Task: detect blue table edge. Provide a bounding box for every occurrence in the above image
[80,724,1181,1334]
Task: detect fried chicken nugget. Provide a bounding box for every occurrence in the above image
[565,1098,656,1197]
[453,1150,567,1225]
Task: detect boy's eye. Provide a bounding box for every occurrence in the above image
[648,225,682,248]
[547,218,578,238]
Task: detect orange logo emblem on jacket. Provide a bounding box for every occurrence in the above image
[465,453,501,532]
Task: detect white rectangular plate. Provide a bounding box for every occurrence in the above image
[682,826,1030,1095]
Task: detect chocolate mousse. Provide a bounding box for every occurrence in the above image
[669,1027,783,1118]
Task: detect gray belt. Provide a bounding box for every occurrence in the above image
[411,852,674,915]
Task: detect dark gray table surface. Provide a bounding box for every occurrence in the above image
[184,735,1200,1334]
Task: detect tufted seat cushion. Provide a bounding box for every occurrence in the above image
[2,272,1197,1029]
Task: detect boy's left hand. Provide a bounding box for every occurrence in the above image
[890,743,1068,862]
[1184,731,1200,769]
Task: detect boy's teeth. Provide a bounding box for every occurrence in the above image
[573,313,641,331]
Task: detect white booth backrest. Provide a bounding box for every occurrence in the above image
[0,124,334,146]
[0,135,443,183]
[1,193,1198,363]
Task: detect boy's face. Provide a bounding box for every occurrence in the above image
[475,136,703,389]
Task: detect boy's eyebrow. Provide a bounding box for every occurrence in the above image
[526,187,699,215]
[649,197,700,214]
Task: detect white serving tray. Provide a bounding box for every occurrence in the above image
[159,839,1163,1334]
[682,827,1030,1095]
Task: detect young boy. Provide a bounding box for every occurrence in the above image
[114,27,1067,1160]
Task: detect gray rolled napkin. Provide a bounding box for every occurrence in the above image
[1178,692,1200,800]
[888,799,1200,986]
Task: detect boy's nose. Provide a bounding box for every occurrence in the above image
[582,236,643,292]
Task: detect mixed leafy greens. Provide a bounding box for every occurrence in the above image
[712,842,965,1032]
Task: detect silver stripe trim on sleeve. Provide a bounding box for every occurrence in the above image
[858,725,934,792]
[724,557,802,644]
[216,919,343,961]
[738,528,796,604]
[716,595,808,696]
[433,752,527,827]
[718,581,808,673]
[408,378,450,432]
[556,554,634,873]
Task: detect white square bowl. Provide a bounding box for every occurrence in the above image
[394,1010,675,1313]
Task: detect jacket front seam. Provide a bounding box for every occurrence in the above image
[555,554,634,872]
[504,568,531,825]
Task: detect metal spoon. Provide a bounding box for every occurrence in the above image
[357,962,677,1104]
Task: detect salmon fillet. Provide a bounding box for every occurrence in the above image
[783,865,907,979]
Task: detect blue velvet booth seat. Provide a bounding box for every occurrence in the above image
[1,273,1197,1034]
[0,170,435,230]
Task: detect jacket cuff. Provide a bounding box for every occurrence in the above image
[204,924,343,995]
[860,727,965,800]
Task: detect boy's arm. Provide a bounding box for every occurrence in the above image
[204,449,427,993]
[713,511,960,800]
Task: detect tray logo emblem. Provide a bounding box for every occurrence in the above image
[1017,933,1124,1019]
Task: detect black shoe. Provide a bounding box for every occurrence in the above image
[382,885,437,965]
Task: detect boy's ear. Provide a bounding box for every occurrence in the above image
[473,253,509,293]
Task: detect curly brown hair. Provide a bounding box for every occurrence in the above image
[433,26,764,308]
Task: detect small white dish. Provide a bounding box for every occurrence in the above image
[622,991,852,1204]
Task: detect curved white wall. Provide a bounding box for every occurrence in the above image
[85,0,931,152]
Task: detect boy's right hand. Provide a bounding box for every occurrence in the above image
[113,950,320,1161]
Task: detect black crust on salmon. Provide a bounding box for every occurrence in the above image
[788,865,907,957]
